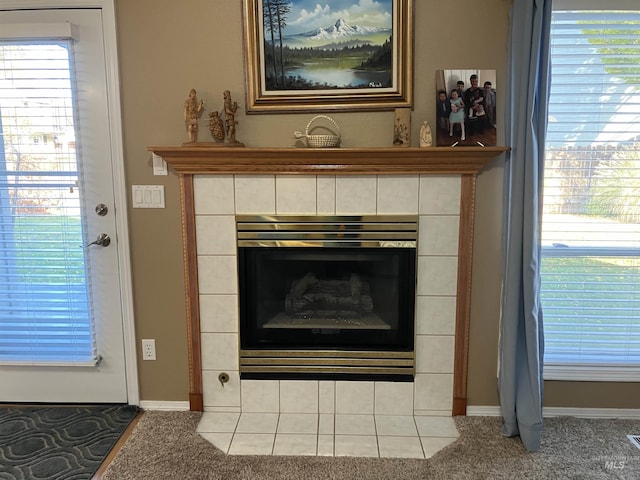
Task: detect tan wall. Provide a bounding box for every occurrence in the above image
[115,0,638,408]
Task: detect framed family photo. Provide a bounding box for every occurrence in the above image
[435,69,497,147]
[242,0,413,113]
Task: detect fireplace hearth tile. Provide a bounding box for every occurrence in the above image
[198,413,458,459]
[279,380,318,413]
[277,413,318,434]
[374,381,414,415]
[319,413,334,434]
[334,435,379,457]
[334,414,376,436]
[196,412,239,433]
[228,433,275,456]
[374,415,419,437]
[318,381,335,414]
[241,380,279,412]
[378,435,424,459]
[199,432,233,454]
[317,434,334,456]
[273,433,318,456]
[420,436,458,458]
[414,416,459,438]
[335,381,374,414]
[235,412,279,434]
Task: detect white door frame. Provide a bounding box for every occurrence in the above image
[0,0,138,405]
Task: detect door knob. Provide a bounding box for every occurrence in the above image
[84,233,111,248]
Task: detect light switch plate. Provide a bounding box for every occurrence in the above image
[132,185,165,208]
[152,153,168,175]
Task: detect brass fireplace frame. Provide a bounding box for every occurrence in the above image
[236,214,418,248]
[236,214,418,378]
[240,350,414,376]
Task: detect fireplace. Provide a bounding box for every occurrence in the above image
[149,145,508,413]
[237,215,417,380]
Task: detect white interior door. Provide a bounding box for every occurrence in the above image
[0,5,135,403]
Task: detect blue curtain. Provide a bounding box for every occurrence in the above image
[499,0,551,452]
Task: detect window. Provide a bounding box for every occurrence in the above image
[541,8,640,380]
[0,40,96,365]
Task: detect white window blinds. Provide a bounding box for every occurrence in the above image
[0,41,96,365]
[541,10,640,375]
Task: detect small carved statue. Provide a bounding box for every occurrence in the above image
[184,89,204,143]
[420,121,433,147]
[223,90,240,144]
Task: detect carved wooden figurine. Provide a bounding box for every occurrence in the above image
[223,90,238,143]
[184,88,204,143]
[420,121,433,147]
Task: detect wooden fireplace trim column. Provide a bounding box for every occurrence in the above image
[150,146,509,414]
[179,175,203,411]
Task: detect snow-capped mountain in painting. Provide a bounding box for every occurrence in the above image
[282,18,390,48]
[308,18,384,40]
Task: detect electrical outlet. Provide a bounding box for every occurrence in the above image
[141,339,156,360]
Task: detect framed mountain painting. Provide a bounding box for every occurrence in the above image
[243,0,413,113]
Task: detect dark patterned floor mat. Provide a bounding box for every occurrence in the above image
[0,404,138,480]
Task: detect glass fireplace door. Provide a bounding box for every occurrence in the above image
[239,247,416,350]
[236,215,418,380]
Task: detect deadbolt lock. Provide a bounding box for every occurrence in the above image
[95,204,108,216]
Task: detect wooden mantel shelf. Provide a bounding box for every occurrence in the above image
[148,146,509,175]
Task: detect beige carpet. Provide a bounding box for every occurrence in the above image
[102,411,640,480]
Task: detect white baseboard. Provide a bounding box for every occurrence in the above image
[139,400,191,411]
[466,406,501,416]
[466,405,640,419]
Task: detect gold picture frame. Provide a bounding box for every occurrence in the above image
[242,0,413,114]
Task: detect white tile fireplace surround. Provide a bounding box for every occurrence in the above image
[151,146,507,457]
[196,174,458,456]
[195,173,460,409]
